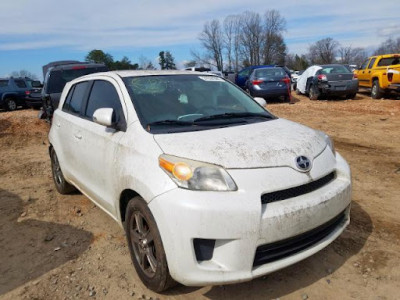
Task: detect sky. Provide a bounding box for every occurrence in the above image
[0,0,398,80]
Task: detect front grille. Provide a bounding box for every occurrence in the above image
[253,210,346,267]
[261,172,336,204]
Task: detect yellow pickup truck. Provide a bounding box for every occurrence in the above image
[356,54,400,98]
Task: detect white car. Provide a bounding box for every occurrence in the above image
[49,70,352,292]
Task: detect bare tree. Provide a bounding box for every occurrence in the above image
[10,70,38,80]
[338,46,367,66]
[307,38,339,64]
[262,10,287,64]
[223,15,236,72]
[199,20,224,71]
[239,11,263,66]
[374,37,400,55]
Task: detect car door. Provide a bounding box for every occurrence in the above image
[357,58,373,87]
[69,79,127,215]
[53,81,91,183]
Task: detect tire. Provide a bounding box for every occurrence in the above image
[5,98,17,111]
[295,88,301,95]
[371,80,383,99]
[50,148,76,194]
[309,85,320,100]
[125,197,175,292]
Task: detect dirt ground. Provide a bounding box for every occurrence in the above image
[0,92,399,300]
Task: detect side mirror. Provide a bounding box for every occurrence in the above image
[254,97,267,107]
[93,108,114,127]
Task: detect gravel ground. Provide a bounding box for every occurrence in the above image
[0,91,399,300]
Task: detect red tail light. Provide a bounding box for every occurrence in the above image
[388,72,393,82]
[25,90,31,95]
[317,74,327,81]
[353,73,358,80]
[252,79,264,85]
[281,76,291,84]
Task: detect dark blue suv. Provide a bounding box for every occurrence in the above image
[0,77,41,111]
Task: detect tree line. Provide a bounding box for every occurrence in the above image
[84,49,177,70]
[194,9,400,71]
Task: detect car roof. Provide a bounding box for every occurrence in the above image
[83,70,218,78]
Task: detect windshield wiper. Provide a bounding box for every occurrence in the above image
[193,112,274,122]
[147,120,194,127]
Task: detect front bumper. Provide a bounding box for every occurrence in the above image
[149,150,351,286]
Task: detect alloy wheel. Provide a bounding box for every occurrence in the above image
[130,211,158,278]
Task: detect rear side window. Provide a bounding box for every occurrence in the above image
[0,80,8,87]
[377,57,400,66]
[85,80,125,124]
[68,81,89,114]
[14,80,27,88]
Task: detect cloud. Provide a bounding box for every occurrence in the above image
[0,0,398,54]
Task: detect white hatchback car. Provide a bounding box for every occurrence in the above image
[49,71,351,292]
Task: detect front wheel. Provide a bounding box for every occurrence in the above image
[125,197,175,292]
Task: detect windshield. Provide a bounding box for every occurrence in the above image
[123,75,275,133]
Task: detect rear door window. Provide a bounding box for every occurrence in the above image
[68,81,89,115]
[0,80,8,87]
[14,80,27,88]
[85,80,125,126]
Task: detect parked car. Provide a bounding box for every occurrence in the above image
[245,67,291,101]
[49,70,351,292]
[25,81,43,109]
[236,65,291,89]
[291,70,304,84]
[355,54,400,99]
[296,64,359,100]
[40,61,108,120]
[0,77,39,111]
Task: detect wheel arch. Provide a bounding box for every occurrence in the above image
[119,189,140,224]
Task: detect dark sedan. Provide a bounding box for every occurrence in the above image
[245,67,291,101]
[296,64,358,100]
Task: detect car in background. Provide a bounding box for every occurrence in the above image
[184,67,223,77]
[296,64,358,100]
[291,70,304,84]
[245,67,291,101]
[49,70,351,291]
[355,54,400,99]
[25,82,43,109]
[40,61,108,120]
[0,77,40,111]
[236,65,291,89]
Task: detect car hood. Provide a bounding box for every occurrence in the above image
[153,119,327,169]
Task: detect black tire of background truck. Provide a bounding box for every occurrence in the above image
[371,80,384,99]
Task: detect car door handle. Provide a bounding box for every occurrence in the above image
[55,123,61,128]
[74,133,82,140]
[368,71,371,73]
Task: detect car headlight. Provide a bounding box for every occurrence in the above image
[316,130,336,155]
[159,154,237,191]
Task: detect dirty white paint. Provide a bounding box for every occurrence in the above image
[49,70,352,287]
